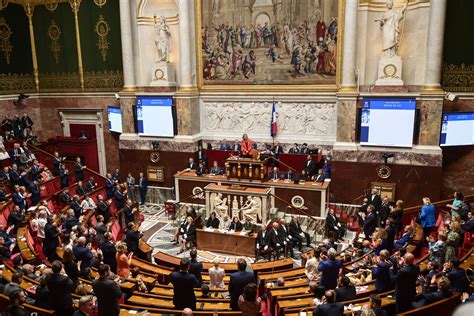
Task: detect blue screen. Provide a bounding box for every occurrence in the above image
[107,106,122,133]
[440,112,474,147]
[136,96,174,137]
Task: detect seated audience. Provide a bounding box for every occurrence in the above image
[335,276,356,302]
[394,225,413,250]
[256,224,272,260]
[206,212,220,229]
[184,157,198,170]
[313,290,343,316]
[6,290,29,316]
[229,216,243,232]
[209,161,222,175]
[219,215,231,230]
[443,257,469,293]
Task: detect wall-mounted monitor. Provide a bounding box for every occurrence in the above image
[136,96,176,137]
[107,106,122,133]
[360,98,416,148]
[440,112,474,147]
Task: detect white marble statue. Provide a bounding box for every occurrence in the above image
[376,0,408,57]
[213,193,228,220]
[154,15,171,63]
[240,196,261,223]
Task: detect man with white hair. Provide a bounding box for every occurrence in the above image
[74,295,95,316]
[73,236,93,272]
[317,248,342,290]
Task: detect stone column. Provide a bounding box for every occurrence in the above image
[119,0,136,89]
[340,0,358,91]
[423,0,447,91]
[178,0,194,90]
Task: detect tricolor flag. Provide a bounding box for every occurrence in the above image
[270,101,278,137]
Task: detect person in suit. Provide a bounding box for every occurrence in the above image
[394,225,414,250]
[303,155,316,178]
[318,248,342,290]
[43,216,60,262]
[278,218,295,258]
[92,264,122,316]
[420,197,436,240]
[283,169,294,181]
[326,208,344,241]
[314,168,326,182]
[6,205,23,235]
[0,188,7,202]
[74,157,86,182]
[111,168,121,183]
[9,164,21,187]
[73,237,93,272]
[105,173,115,199]
[268,166,281,181]
[12,186,28,211]
[170,258,200,310]
[371,249,393,292]
[114,184,126,211]
[313,290,344,316]
[229,258,255,310]
[73,295,95,316]
[70,195,82,218]
[100,232,117,273]
[378,196,391,227]
[30,159,43,182]
[335,276,356,302]
[365,294,387,316]
[229,216,243,232]
[45,261,75,316]
[188,249,203,286]
[444,257,469,293]
[230,140,241,152]
[85,176,97,193]
[184,158,198,170]
[412,276,452,309]
[59,163,69,188]
[209,161,222,175]
[124,199,135,225]
[197,145,208,167]
[255,224,272,260]
[394,253,420,313]
[195,161,207,176]
[6,289,29,316]
[367,188,382,212]
[209,258,226,289]
[52,152,64,176]
[8,143,22,165]
[269,222,284,259]
[0,166,11,184]
[363,205,377,240]
[178,216,196,254]
[137,172,148,205]
[125,222,143,256]
[288,143,300,154]
[206,212,220,229]
[300,143,310,154]
[97,194,111,224]
[75,181,86,196]
[270,141,283,166]
[28,180,41,206]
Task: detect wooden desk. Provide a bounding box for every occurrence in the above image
[226,158,267,182]
[196,228,256,257]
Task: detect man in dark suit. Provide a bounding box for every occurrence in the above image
[105,173,115,199]
[363,205,377,240]
[318,248,342,290]
[300,143,310,154]
[335,276,356,302]
[30,159,43,182]
[197,145,208,166]
[28,180,41,206]
[170,258,199,310]
[278,218,295,258]
[326,208,344,241]
[114,184,126,211]
[412,276,452,309]
[379,196,391,227]
[230,140,241,152]
[268,166,281,180]
[100,232,117,273]
[314,169,327,182]
[255,224,272,260]
[229,258,255,310]
[75,181,86,196]
[85,176,97,193]
[70,195,82,218]
[289,215,311,250]
[73,237,93,272]
[0,166,11,184]
[313,290,343,316]
[269,222,284,259]
[43,216,60,262]
[9,165,21,187]
[52,152,64,176]
[45,260,75,316]
[444,257,469,292]
[92,264,122,316]
[372,249,393,292]
[12,186,28,211]
[195,162,207,176]
[303,155,316,178]
[188,249,203,286]
[270,141,283,166]
[8,143,22,165]
[394,253,420,313]
[59,164,69,188]
[184,158,198,170]
[111,168,121,183]
[138,172,148,205]
[283,169,294,181]
[124,199,135,225]
[288,143,300,154]
[7,205,24,234]
[367,188,382,212]
[97,194,111,224]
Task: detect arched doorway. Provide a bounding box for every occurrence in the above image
[255,12,271,27]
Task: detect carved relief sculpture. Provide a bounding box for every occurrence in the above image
[212,193,229,220]
[48,20,61,64]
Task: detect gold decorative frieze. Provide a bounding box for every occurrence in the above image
[0,17,13,64]
[84,70,123,91]
[39,72,81,91]
[442,63,474,92]
[93,0,106,8]
[95,14,109,61]
[47,19,61,63]
[45,2,58,12]
[0,73,35,93]
[0,0,8,10]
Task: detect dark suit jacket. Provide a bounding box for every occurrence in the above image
[59,169,69,187]
[7,211,24,232]
[43,223,60,250]
[229,221,243,232]
[335,285,356,302]
[364,213,377,238]
[303,159,316,176]
[394,264,420,304]
[185,162,198,170]
[76,185,86,196]
[124,205,134,224]
[105,179,115,197]
[269,171,280,180]
[29,183,41,205]
[367,194,382,211]
[289,220,303,237]
[73,245,93,271]
[189,259,203,286]
[256,230,271,248]
[30,164,42,181]
[326,214,340,232]
[288,147,300,154]
[45,273,74,310]
[100,240,117,273]
[85,180,96,192]
[372,261,392,292]
[313,302,344,316]
[125,229,141,253]
[114,190,125,210]
[170,271,199,310]
[12,192,27,210]
[92,277,122,316]
[447,268,469,292]
[379,203,391,225]
[318,259,342,290]
[138,177,148,192]
[271,145,283,157]
[229,271,255,310]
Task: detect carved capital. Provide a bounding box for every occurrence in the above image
[69,0,81,13]
[23,3,35,17]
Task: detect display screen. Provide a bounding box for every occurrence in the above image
[136,96,175,137]
[107,106,122,133]
[440,112,474,147]
[360,98,416,148]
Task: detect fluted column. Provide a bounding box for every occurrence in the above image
[340,0,358,92]
[119,0,136,89]
[178,0,194,90]
[423,0,448,91]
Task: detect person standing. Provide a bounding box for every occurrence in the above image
[138,172,148,205]
[229,258,255,311]
[45,261,75,316]
[188,249,203,286]
[126,172,135,201]
[73,295,95,316]
[240,133,253,158]
[170,258,200,310]
[394,253,420,313]
[208,258,226,289]
[420,197,436,239]
[317,248,342,290]
[92,264,122,316]
[74,157,86,182]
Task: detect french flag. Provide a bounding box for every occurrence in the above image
[270,101,278,137]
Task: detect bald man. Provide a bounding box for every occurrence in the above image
[182,308,193,315]
[394,253,420,313]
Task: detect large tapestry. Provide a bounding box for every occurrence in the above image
[199,0,339,86]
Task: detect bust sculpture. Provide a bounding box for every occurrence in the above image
[376,0,408,58]
[154,15,171,63]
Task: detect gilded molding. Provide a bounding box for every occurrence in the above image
[95,14,109,61]
[39,72,81,91]
[0,17,13,64]
[442,63,474,92]
[0,0,8,10]
[93,0,106,8]
[48,19,61,63]
[0,73,35,93]
[45,2,58,11]
[83,70,123,91]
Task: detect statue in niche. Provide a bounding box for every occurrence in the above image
[154,15,171,63]
[232,196,239,210]
[375,0,408,58]
[212,193,228,220]
[240,196,261,223]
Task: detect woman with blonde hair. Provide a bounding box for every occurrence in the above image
[116,242,133,278]
[373,228,389,256]
[445,221,461,262]
[420,197,436,240]
[208,257,225,289]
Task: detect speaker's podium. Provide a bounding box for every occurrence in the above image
[226,158,268,182]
